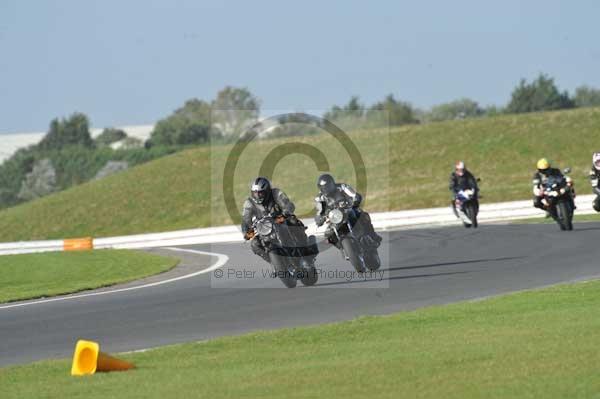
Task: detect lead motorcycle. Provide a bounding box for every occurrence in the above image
[250,214,318,288]
[323,202,381,273]
[540,169,575,231]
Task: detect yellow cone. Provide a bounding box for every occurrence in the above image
[71,339,135,376]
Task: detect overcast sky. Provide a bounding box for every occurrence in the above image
[1,0,599,133]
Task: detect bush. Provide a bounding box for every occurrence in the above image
[96,128,127,147]
[574,85,600,108]
[367,94,419,126]
[17,159,57,201]
[148,99,215,146]
[506,74,574,114]
[424,98,484,122]
[38,113,94,150]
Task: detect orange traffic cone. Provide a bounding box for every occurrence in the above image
[71,339,135,376]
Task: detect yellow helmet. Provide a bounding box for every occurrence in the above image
[536,158,550,171]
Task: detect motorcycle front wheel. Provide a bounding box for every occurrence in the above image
[464,203,478,228]
[556,201,573,231]
[269,252,297,288]
[341,237,366,273]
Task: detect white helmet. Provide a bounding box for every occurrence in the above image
[593,152,600,171]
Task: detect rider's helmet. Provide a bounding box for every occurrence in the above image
[317,173,336,196]
[455,161,466,177]
[250,177,271,205]
[593,152,600,171]
[537,158,550,174]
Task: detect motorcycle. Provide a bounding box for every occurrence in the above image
[324,203,381,273]
[249,214,318,288]
[540,169,574,231]
[454,188,479,228]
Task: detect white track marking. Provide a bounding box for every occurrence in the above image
[0,247,228,311]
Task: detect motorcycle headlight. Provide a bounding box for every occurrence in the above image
[256,220,273,236]
[328,209,344,224]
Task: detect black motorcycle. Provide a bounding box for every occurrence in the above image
[251,214,318,288]
[540,171,574,231]
[324,204,381,273]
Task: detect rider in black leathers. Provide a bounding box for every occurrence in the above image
[314,174,381,247]
[242,177,316,263]
[448,161,479,217]
[589,152,600,212]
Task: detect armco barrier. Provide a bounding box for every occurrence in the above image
[0,194,596,256]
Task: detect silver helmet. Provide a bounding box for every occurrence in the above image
[250,177,271,204]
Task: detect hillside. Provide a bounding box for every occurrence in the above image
[2,107,600,241]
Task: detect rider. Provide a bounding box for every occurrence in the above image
[532,158,575,211]
[242,177,315,263]
[314,173,381,247]
[589,152,600,212]
[448,161,479,218]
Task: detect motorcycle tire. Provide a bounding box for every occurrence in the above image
[557,201,573,231]
[300,266,319,286]
[269,252,297,288]
[341,237,366,273]
[364,249,381,271]
[465,203,478,228]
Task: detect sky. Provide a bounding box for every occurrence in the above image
[0,0,599,133]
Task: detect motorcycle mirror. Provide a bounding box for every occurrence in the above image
[563,167,571,174]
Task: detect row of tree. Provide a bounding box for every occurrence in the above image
[2,76,600,209]
[322,74,600,127]
[147,86,260,147]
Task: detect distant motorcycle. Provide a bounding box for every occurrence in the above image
[324,202,381,273]
[455,188,479,228]
[250,214,318,288]
[540,170,574,231]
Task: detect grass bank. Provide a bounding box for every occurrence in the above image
[0,249,178,303]
[1,107,599,241]
[3,279,600,398]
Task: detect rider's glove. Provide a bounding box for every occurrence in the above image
[244,229,255,240]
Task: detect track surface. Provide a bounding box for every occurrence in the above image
[2,223,600,367]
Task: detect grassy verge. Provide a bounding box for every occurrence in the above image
[3,280,600,398]
[1,107,600,241]
[0,250,178,303]
[512,212,600,224]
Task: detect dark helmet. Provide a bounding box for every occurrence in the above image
[317,173,336,195]
[250,177,271,205]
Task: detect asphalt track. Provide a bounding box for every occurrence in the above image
[2,222,600,367]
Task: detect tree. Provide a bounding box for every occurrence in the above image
[96,128,127,147]
[211,86,261,138]
[506,74,574,114]
[38,112,94,150]
[324,96,365,121]
[17,158,57,200]
[425,98,483,122]
[367,94,419,126]
[574,85,600,108]
[148,99,214,146]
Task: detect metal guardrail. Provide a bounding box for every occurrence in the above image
[0,195,596,255]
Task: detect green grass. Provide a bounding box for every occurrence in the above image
[0,250,178,303]
[4,279,600,398]
[2,107,600,241]
[513,212,600,224]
